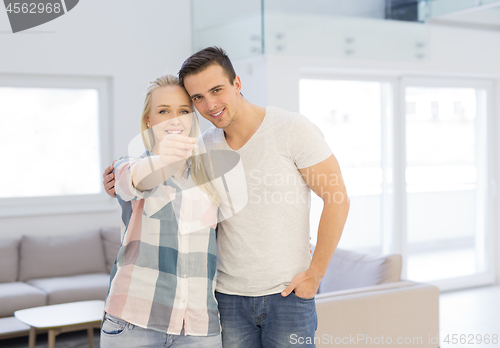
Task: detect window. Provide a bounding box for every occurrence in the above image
[402,79,492,287]
[0,75,114,216]
[300,75,495,290]
[299,78,394,255]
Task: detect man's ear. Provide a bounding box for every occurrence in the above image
[233,76,242,94]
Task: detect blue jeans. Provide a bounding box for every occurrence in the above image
[215,291,318,348]
[100,313,222,348]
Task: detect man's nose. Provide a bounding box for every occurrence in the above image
[205,96,217,111]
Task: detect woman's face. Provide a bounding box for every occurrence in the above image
[147,85,193,145]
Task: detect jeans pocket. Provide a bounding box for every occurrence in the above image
[101,314,126,336]
[291,290,315,301]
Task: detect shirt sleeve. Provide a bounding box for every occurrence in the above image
[113,155,159,201]
[287,114,333,169]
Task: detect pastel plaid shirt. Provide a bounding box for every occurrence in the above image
[104,151,220,336]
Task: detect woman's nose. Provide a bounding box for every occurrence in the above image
[168,116,181,125]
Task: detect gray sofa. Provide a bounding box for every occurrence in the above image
[0,228,120,339]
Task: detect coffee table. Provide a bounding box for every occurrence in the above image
[14,300,104,348]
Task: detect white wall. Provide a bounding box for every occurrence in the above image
[232,55,269,107]
[265,24,500,112]
[0,0,192,238]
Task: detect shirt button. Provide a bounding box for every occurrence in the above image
[183,274,187,278]
[184,251,187,254]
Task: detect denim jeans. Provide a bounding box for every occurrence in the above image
[215,291,318,348]
[100,313,222,348]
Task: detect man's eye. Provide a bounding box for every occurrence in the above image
[214,88,221,93]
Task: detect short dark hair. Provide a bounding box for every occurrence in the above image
[178,47,237,87]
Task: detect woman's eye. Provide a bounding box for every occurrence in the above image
[159,110,168,114]
[180,110,190,114]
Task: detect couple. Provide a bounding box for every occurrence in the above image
[101,47,350,348]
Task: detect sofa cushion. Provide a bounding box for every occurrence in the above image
[0,282,47,317]
[318,248,402,293]
[26,273,110,305]
[0,316,30,338]
[0,239,19,283]
[100,227,121,273]
[19,232,107,281]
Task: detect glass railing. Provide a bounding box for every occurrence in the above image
[191,0,429,61]
[422,0,500,19]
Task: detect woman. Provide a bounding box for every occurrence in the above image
[100,75,221,348]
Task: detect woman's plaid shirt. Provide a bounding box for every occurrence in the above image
[104,152,220,336]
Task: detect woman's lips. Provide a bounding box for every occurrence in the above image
[165,130,183,134]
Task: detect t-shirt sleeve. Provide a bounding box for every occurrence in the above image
[113,155,159,201]
[287,114,333,169]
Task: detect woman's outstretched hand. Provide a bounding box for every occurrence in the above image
[158,134,196,166]
[131,134,196,191]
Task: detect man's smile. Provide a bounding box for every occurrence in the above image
[209,108,225,118]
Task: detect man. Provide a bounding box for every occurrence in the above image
[103,47,349,347]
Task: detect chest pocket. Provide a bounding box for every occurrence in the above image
[143,197,174,221]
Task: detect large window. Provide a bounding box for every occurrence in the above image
[0,75,114,216]
[300,79,393,255]
[300,76,495,290]
[402,79,492,287]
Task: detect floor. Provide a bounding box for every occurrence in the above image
[1,329,100,348]
[1,285,499,347]
[439,284,500,348]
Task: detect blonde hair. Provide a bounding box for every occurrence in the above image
[140,74,219,205]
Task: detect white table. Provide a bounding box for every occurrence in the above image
[14,300,104,348]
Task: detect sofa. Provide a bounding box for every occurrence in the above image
[0,230,439,346]
[0,228,120,339]
[314,249,440,347]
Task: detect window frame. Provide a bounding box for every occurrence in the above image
[0,74,116,217]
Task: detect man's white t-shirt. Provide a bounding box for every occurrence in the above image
[202,106,333,296]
